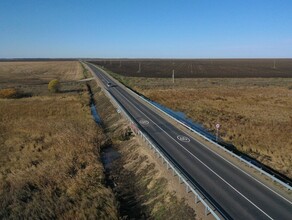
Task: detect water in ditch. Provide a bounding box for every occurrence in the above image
[90,103,102,124]
[87,84,143,218]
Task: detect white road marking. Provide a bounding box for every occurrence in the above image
[177,135,190,143]
[139,119,149,125]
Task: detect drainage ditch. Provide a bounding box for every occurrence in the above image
[86,82,196,219]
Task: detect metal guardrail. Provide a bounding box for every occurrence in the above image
[138,131,222,220]
[104,87,222,220]
[85,63,223,220]
[125,88,292,191]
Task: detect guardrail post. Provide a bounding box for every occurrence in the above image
[179,176,183,184]
[195,195,200,204]
[186,185,191,193]
[172,169,176,177]
[205,207,210,216]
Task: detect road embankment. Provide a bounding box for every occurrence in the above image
[88,79,197,219]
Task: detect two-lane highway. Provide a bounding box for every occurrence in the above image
[87,63,292,220]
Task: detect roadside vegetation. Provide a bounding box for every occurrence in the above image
[48,79,60,92]
[0,61,195,219]
[0,88,18,98]
[0,61,118,219]
[90,83,196,219]
[98,64,292,179]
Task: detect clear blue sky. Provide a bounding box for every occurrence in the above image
[1,0,292,58]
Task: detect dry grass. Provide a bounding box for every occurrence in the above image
[0,62,118,219]
[113,76,292,178]
[0,61,84,96]
[0,88,18,98]
[0,61,83,84]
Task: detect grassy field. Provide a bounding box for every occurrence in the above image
[0,62,118,219]
[101,66,292,179]
[0,61,83,96]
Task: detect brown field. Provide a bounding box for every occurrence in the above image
[0,62,118,219]
[0,61,83,96]
[90,59,292,78]
[101,66,292,179]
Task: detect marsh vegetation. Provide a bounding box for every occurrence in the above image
[0,61,118,219]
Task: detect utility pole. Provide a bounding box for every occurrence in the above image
[190,63,193,73]
[273,60,276,69]
[172,69,175,84]
[119,60,122,68]
[137,62,141,73]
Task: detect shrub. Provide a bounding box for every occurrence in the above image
[0,88,18,98]
[48,79,60,93]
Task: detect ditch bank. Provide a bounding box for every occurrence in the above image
[87,81,196,219]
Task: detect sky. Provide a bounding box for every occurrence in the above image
[0,0,292,58]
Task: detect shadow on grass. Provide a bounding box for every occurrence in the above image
[58,89,85,94]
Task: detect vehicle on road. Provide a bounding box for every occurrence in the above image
[107,82,117,88]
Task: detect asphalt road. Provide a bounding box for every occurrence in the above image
[87,63,292,220]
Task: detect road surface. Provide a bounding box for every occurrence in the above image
[87,63,292,220]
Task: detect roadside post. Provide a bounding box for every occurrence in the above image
[172,69,175,84]
[216,123,220,142]
[117,108,121,118]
